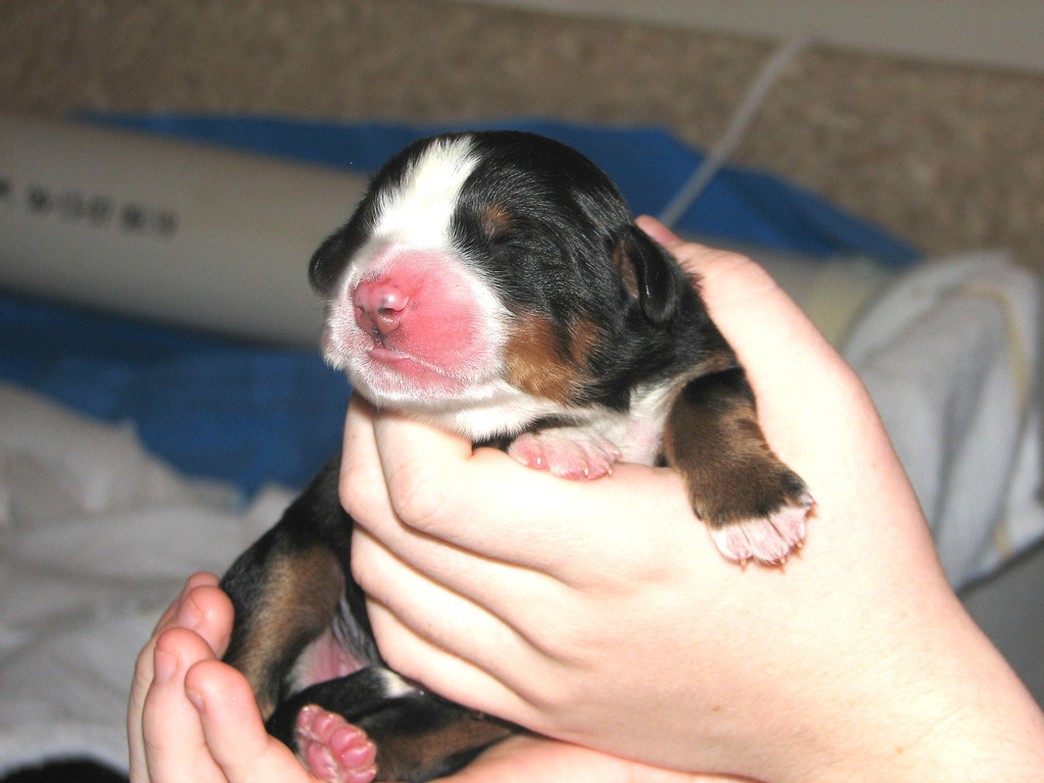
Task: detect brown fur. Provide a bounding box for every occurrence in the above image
[226,546,345,717]
[503,311,600,403]
[663,372,808,527]
[373,715,515,781]
[477,202,513,238]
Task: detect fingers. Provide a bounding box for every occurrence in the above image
[363,595,536,723]
[637,216,835,372]
[338,395,390,518]
[129,573,227,783]
[635,216,881,479]
[636,215,858,398]
[344,398,512,554]
[634,214,682,249]
[358,409,696,577]
[635,217,922,558]
[351,522,579,704]
[140,628,229,783]
[130,573,318,783]
[343,400,560,588]
[184,660,315,783]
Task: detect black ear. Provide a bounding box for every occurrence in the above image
[309,210,372,294]
[309,193,379,293]
[308,229,348,294]
[612,224,681,324]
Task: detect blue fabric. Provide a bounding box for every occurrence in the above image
[84,114,920,266]
[0,292,349,494]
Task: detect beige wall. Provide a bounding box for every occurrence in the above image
[463,0,1044,74]
[1,0,1041,267]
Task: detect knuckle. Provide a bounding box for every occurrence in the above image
[347,534,382,595]
[386,464,456,533]
[339,466,384,523]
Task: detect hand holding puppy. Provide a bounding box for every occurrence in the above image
[345,217,1044,782]
[130,220,1044,783]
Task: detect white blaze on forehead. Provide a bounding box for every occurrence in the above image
[373,135,479,247]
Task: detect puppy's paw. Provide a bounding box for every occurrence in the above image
[709,490,814,565]
[295,704,378,783]
[508,429,623,480]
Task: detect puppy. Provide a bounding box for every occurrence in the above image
[220,130,813,782]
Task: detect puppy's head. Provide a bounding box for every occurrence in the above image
[311,131,701,439]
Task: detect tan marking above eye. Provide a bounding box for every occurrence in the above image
[478,202,514,237]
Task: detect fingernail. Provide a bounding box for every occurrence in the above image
[153,648,177,683]
[185,687,205,713]
[175,593,203,630]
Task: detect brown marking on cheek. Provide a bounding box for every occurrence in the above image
[503,311,601,403]
[567,317,601,365]
[224,546,345,718]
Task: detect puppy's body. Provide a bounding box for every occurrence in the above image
[220,131,812,782]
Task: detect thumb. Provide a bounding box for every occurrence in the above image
[185,659,318,783]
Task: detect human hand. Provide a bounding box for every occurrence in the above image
[128,573,325,783]
[129,574,732,783]
[344,218,1044,781]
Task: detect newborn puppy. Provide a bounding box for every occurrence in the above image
[220,130,812,782]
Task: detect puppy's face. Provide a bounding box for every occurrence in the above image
[310,132,690,439]
[317,136,509,410]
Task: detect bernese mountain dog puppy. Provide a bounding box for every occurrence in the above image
[219,131,813,782]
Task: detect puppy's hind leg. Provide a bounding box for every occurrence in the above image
[220,457,367,718]
[267,668,515,783]
[663,368,813,565]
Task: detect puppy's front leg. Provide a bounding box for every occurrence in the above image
[664,367,813,564]
[507,425,624,479]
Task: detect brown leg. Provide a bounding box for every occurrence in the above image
[222,543,347,717]
[663,368,813,564]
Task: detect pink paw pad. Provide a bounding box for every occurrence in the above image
[710,494,814,565]
[295,705,378,783]
[508,430,623,480]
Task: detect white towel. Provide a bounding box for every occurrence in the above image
[844,252,1042,585]
[0,383,293,774]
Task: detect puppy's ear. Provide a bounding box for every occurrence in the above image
[612,224,681,324]
[310,216,374,294]
[309,229,350,294]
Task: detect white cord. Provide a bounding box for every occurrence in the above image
[658,35,812,228]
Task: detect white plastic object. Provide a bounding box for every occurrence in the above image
[0,114,369,346]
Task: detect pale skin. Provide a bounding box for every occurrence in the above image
[129,217,1044,783]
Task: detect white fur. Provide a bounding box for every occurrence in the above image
[330,136,483,296]
[374,668,423,699]
[399,379,575,442]
[544,377,687,468]
[374,136,481,250]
